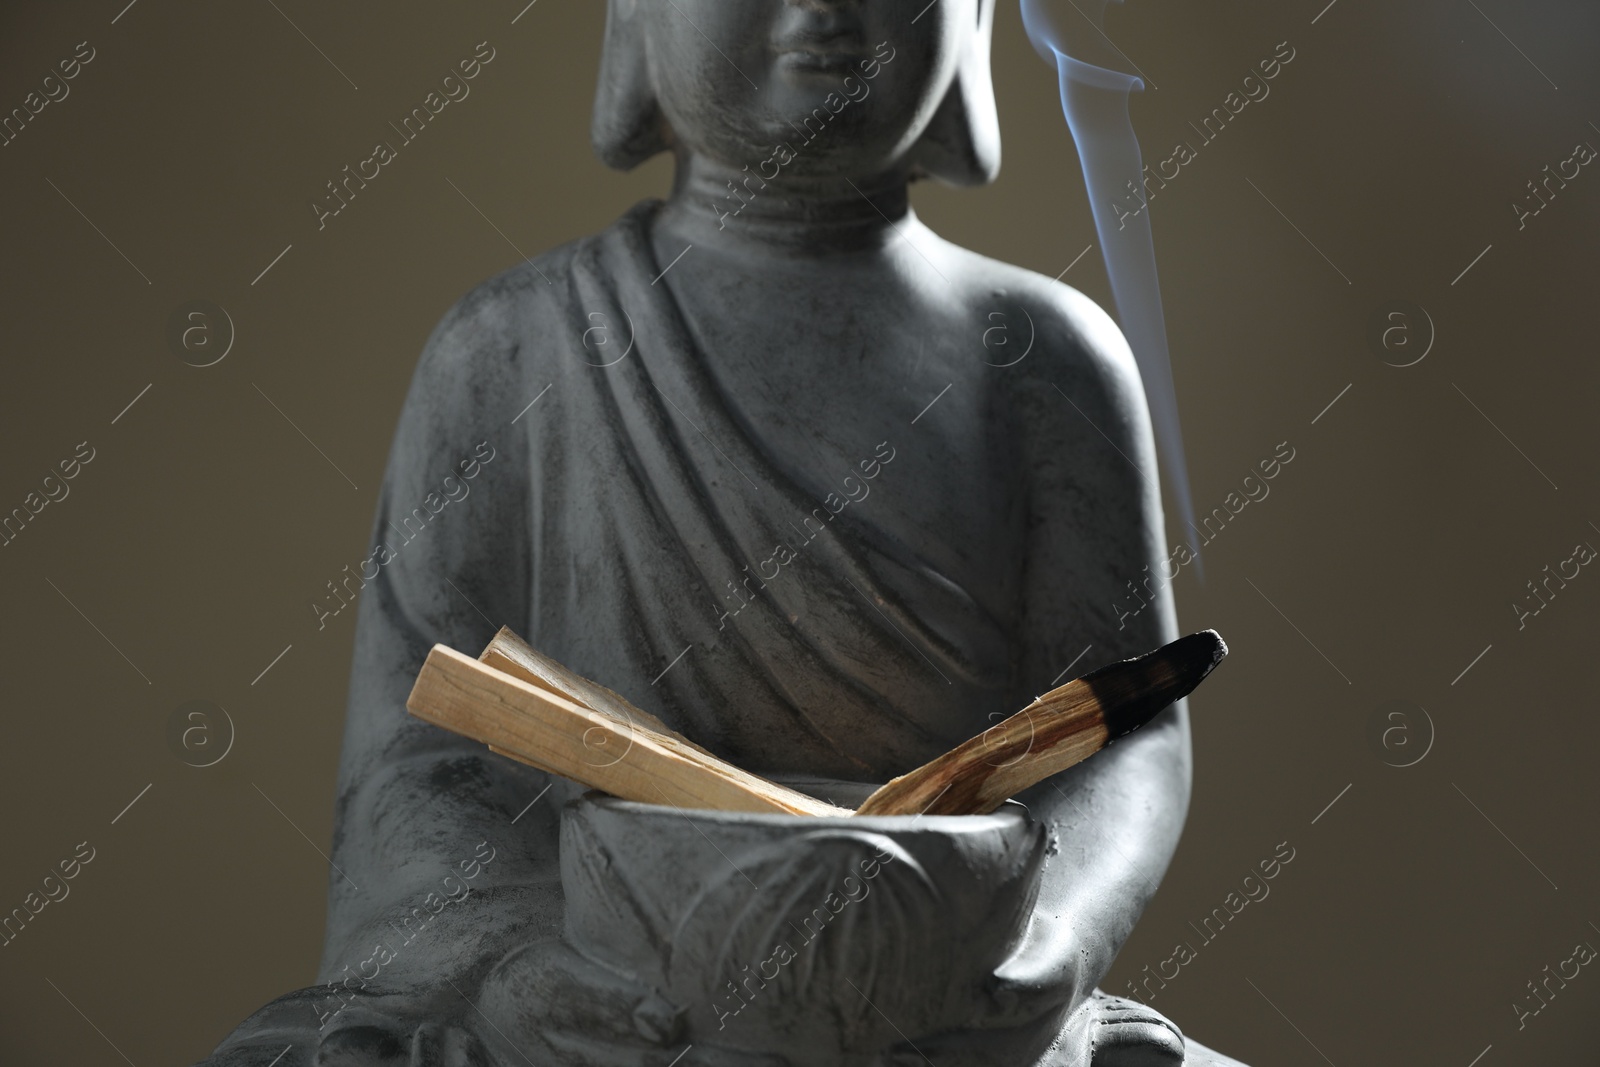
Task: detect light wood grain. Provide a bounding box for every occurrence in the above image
[408,645,850,817]
[856,630,1226,816]
[480,627,698,746]
[854,686,1109,816]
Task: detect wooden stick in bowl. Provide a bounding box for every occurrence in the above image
[855,631,1226,816]
[408,641,849,817]
[405,629,1226,819]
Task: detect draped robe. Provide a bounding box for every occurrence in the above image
[527,201,1016,775]
[360,198,1020,790]
[200,200,1220,1065]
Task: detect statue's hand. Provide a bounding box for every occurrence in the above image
[472,937,790,1067]
[191,885,543,1066]
[981,903,1088,1028]
[189,984,494,1067]
[191,948,786,1067]
[476,936,681,1059]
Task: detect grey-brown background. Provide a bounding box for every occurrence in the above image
[2,1,1596,1063]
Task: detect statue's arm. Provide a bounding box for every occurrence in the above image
[993,287,1192,1019]
[318,277,564,986]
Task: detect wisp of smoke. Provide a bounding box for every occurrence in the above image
[1020,0,1200,575]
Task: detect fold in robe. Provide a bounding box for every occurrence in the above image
[521,201,1014,779]
[202,200,1188,1067]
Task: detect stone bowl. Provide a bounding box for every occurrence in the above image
[558,784,1048,1064]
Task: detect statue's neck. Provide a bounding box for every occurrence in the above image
[654,152,914,257]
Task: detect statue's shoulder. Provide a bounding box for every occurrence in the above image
[396,229,602,432]
[418,199,666,375]
[424,236,585,353]
[937,241,1148,434]
[936,239,1141,384]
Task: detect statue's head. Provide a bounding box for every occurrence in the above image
[593,0,1000,186]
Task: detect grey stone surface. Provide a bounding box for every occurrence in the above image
[198,2,1247,1063]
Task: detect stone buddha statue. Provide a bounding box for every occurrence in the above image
[197,1,1248,1064]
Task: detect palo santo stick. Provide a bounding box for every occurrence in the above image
[480,627,693,746]
[856,631,1227,817]
[408,645,850,817]
[476,627,666,777]
[477,628,728,774]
